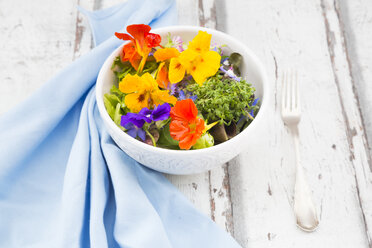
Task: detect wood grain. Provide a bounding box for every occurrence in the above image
[1,0,372,247]
[0,0,77,114]
[321,0,372,246]
[223,0,372,247]
[337,0,372,157]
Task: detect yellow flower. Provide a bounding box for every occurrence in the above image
[119,73,177,113]
[169,31,221,86]
[153,48,181,88]
[179,48,220,86]
[154,47,180,61]
[188,30,212,54]
[168,57,186,84]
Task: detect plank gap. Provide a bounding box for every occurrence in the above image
[72,0,84,60]
[198,0,235,235]
[320,0,372,246]
[332,0,372,172]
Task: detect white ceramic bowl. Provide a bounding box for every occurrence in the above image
[96,26,269,175]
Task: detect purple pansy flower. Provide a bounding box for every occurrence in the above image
[151,103,171,121]
[122,122,146,141]
[121,107,152,128]
[121,103,172,140]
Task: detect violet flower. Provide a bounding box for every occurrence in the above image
[151,103,171,121]
[121,103,172,141]
[122,122,146,141]
[121,107,152,128]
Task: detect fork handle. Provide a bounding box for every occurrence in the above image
[291,126,319,232]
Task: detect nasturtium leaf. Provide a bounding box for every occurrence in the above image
[157,124,179,149]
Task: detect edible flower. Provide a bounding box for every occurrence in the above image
[168,56,187,84]
[115,24,161,72]
[121,103,171,141]
[151,102,171,121]
[170,31,221,86]
[121,103,171,128]
[154,47,180,61]
[155,63,171,89]
[119,73,177,113]
[153,48,181,88]
[121,107,152,128]
[178,90,197,101]
[172,36,184,51]
[219,65,241,82]
[250,98,259,117]
[121,122,146,141]
[169,99,205,150]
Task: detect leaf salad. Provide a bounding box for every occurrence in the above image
[104,24,259,150]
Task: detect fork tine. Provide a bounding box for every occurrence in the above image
[281,71,285,110]
[295,71,300,110]
[291,70,295,110]
[286,71,290,110]
[285,70,292,111]
[282,69,302,125]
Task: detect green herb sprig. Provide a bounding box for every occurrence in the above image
[187,74,258,125]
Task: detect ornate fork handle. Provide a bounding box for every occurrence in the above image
[291,126,319,232]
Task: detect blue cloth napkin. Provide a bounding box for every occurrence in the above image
[0,0,241,247]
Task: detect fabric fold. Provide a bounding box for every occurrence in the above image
[0,0,241,247]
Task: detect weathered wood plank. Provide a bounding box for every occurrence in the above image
[337,0,372,157]
[176,0,199,26]
[0,0,77,114]
[338,2,372,245]
[2,1,372,247]
[321,0,372,245]
[223,0,372,247]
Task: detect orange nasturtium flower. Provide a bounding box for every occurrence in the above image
[115,24,161,72]
[153,47,181,88]
[119,73,177,113]
[169,31,221,86]
[169,99,205,150]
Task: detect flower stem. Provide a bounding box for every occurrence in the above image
[146,130,157,147]
[137,54,148,74]
[245,111,254,120]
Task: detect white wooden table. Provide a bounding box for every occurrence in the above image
[1,0,372,247]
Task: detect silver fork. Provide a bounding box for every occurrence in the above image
[281,71,319,232]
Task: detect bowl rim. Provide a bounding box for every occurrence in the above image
[96,25,270,155]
